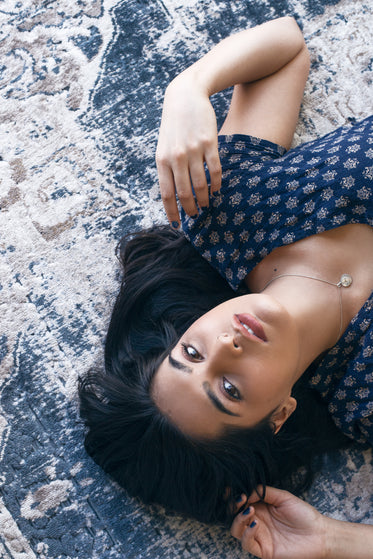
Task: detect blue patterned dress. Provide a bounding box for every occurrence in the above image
[181,115,373,444]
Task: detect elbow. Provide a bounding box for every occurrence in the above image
[297,41,311,78]
[281,16,310,66]
[300,43,311,74]
[280,15,308,52]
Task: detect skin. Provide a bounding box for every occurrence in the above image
[153,293,299,438]
[231,486,373,559]
[154,16,373,558]
[155,16,373,437]
[156,17,309,225]
[153,224,373,439]
[154,17,314,437]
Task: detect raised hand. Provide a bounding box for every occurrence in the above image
[156,71,222,227]
[156,18,308,228]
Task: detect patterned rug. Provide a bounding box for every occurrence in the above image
[1,0,372,557]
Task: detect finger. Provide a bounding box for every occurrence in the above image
[246,486,265,506]
[250,485,293,507]
[172,161,199,217]
[231,505,256,540]
[157,162,181,228]
[241,519,264,558]
[205,144,222,195]
[189,157,209,209]
[233,494,248,514]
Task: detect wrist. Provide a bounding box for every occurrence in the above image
[324,516,355,559]
[322,516,373,559]
[319,515,333,559]
[167,66,211,99]
[324,516,357,559]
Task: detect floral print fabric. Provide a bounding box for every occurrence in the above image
[182,115,373,290]
[181,115,373,443]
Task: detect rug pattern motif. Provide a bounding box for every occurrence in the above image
[0,0,372,557]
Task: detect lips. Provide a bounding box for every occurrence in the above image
[233,314,267,342]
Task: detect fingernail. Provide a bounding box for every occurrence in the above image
[212,190,221,197]
[243,507,251,515]
[249,521,256,528]
[235,495,243,503]
[200,206,208,211]
[190,214,198,219]
[171,221,179,229]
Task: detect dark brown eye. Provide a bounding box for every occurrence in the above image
[181,343,203,361]
[222,377,241,400]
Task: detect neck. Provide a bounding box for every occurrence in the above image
[245,225,373,377]
[262,276,341,378]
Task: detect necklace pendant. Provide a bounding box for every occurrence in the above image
[339,274,353,288]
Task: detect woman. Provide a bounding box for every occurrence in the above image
[79,16,373,558]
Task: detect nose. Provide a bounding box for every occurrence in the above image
[204,333,242,379]
[216,332,241,351]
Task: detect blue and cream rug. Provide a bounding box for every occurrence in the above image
[1,0,372,557]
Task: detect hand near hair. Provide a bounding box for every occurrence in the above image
[231,486,325,559]
[156,71,222,227]
[231,486,373,559]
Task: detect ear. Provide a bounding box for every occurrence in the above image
[272,396,297,434]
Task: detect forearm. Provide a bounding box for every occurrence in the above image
[171,16,306,97]
[157,16,307,224]
[324,517,373,559]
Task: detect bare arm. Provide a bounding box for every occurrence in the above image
[184,16,306,96]
[231,486,373,559]
[325,517,373,559]
[156,16,309,226]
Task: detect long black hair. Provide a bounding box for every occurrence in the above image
[79,225,350,525]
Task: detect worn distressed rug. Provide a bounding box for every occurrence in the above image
[1,0,372,557]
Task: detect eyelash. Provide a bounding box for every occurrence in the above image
[181,342,203,361]
[181,343,242,401]
[221,377,241,401]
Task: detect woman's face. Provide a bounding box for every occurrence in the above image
[153,294,301,438]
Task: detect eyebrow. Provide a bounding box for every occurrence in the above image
[202,381,240,417]
[168,353,240,417]
[169,353,193,373]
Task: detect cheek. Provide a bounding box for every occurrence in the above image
[240,356,294,403]
[270,319,301,367]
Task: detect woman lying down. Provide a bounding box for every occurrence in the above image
[79,16,373,559]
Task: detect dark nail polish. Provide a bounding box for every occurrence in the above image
[212,190,221,197]
[235,495,242,503]
[243,507,251,515]
[190,214,198,219]
[249,521,256,528]
[171,221,179,229]
[201,206,208,211]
